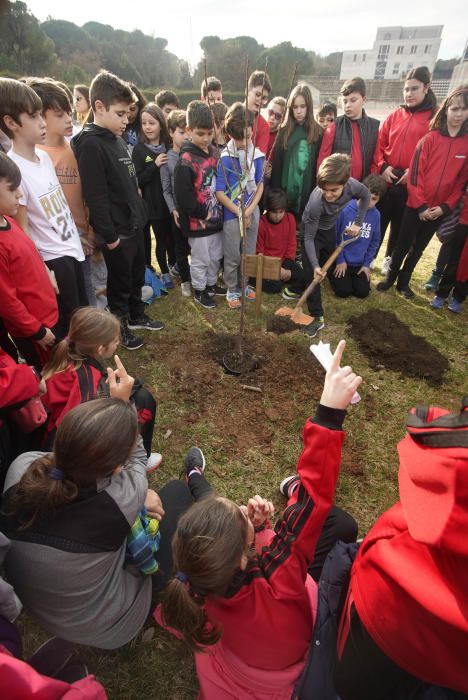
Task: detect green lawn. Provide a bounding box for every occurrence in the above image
[18,235,466,699]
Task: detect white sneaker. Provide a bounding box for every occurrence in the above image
[147,452,163,473]
[181,281,191,298]
[381,256,391,274]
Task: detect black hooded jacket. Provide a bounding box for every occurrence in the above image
[71,124,147,245]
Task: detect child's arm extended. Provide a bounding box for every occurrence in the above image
[302,190,322,270]
[257,341,361,592]
[348,180,371,235]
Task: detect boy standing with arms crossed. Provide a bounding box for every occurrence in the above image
[174,101,223,309]
[72,71,164,350]
[0,78,86,339]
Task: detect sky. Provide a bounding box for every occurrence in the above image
[26,0,467,70]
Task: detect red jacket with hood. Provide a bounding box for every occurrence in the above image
[346,402,468,693]
[373,102,433,174]
[407,130,468,212]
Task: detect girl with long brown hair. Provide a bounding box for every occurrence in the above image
[271,84,323,223]
[42,306,160,469]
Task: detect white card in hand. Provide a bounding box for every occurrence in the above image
[310,341,361,405]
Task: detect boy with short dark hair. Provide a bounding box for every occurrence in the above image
[160,109,192,297]
[155,90,180,120]
[0,78,87,340]
[72,70,164,350]
[246,70,271,155]
[257,188,305,295]
[30,77,96,306]
[330,173,386,299]
[201,76,223,104]
[317,77,379,182]
[317,102,337,128]
[301,153,371,336]
[174,100,223,309]
[211,102,228,151]
[216,102,264,309]
[0,152,58,367]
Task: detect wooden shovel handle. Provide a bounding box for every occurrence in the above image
[293,245,345,312]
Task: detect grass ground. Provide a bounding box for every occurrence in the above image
[18,235,467,699]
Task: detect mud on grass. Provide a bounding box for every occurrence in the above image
[347,309,449,386]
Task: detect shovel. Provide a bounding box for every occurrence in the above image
[275,232,361,325]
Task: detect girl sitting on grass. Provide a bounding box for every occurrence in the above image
[42,307,161,470]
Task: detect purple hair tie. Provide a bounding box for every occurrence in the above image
[175,571,188,584]
[64,336,71,343]
[49,467,65,481]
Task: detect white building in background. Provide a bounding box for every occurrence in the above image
[340,26,443,80]
[449,39,468,91]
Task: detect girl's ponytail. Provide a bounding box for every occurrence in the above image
[11,453,78,529]
[42,337,71,379]
[161,578,221,652]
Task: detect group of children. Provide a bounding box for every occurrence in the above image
[0,60,466,699]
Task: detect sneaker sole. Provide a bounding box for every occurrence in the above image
[282,293,300,301]
[146,456,163,473]
[279,475,296,497]
[194,297,216,309]
[120,341,144,350]
[127,324,164,332]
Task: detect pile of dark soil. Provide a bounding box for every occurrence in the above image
[266,316,303,335]
[347,309,449,385]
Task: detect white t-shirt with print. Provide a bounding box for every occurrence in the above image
[8,149,84,262]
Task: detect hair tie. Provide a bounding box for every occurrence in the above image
[64,336,71,343]
[175,571,188,584]
[49,467,65,481]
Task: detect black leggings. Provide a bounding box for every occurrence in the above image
[390,207,440,286]
[376,184,408,258]
[151,473,212,600]
[145,219,176,273]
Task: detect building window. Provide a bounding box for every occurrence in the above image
[378,44,390,60]
[392,63,400,75]
[424,44,432,54]
[410,45,417,54]
[384,32,391,40]
[353,53,357,62]
[362,53,366,62]
[397,46,404,54]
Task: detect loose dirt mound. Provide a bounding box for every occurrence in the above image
[347,309,449,385]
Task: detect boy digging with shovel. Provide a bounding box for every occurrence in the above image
[297,154,371,337]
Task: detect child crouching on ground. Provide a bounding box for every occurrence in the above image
[330,173,386,299]
[216,103,264,309]
[256,187,305,295]
[300,154,370,337]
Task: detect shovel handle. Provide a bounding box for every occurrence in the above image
[293,245,345,312]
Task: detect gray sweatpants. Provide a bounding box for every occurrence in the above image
[222,208,259,292]
[188,232,223,291]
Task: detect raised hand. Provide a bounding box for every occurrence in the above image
[320,340,362,410]
[107,355,134,401]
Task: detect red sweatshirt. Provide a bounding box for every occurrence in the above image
[252,113,270,156]
[43,358,104,437]
[256,212,296,262]
[348,405,468,693]
[373,105,433,173]
[205,406,345,670]
[317,121,363,181]
[0,216,58,339]
[407,130,468,212]
[0,348,40,409]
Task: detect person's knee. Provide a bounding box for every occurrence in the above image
[333,287,351,298]
[332,506,358,543]
[354,287,370,299]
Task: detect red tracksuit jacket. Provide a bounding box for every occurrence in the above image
[0,348,40,409]
[373,105,433,173]
[0,217,58,339]
[205,405,345,670]
[407,130,468,212]
[347,405,468,693]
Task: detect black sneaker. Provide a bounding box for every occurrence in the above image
[206,284,227,296]
[183,447,206,483]
[120,321,144,350]
[194,289,216,308]
[128,314,165,331]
